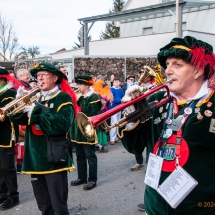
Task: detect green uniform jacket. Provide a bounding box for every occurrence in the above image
[0,87,18,148]
[10,91,75,174]
[121,91,215,215]
[71,93,102,145]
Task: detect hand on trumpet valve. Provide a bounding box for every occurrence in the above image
[121,85,144,102]
[23,104,35,117]
[16,86,28,98]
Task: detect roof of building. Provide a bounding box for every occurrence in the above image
[78,0,215,23]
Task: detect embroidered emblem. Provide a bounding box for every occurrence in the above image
[209,118,215,133]
[35,124,41,130]
[163,144,176,161]
[204,110,212,117]
[45,103,48,107]
[154,117,161,125]
[50,103,54,108]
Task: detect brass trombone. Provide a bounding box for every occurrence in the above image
[76,68,171,140]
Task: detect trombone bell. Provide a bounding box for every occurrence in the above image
[76,112,95,141]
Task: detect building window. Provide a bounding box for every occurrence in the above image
[143,27,153,35]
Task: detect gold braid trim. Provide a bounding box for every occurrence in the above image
[0,122,15,148]
[1,97,14,103]
[171,45,191,51]
[21,165,75,174]
[71,131,98,145]
[117,120,140,138]
[89,100,100,104]
[57,102,73,112]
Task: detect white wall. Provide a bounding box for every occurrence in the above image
[50,30,215,59]
[89,32,175,55]
[120,7,215,37]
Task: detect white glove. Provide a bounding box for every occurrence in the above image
[126,122,136,129]
[122,85,144,102]
[16,86,28,98]
[23,104,35,117]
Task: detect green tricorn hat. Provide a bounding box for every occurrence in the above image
[157,36,215,79]
[30,62,67,83]
[75,75,94,86]
[0,67,9,75]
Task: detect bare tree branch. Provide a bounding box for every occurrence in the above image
[0,13,17,61]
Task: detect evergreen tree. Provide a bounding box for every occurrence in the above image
[100,0,125,39]
[72,27,92,49]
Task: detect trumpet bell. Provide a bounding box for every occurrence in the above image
[76,112,95,140]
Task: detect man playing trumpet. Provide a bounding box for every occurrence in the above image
[121,36,215,215]
[9,62,78,215]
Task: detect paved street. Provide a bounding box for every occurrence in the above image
[2,143,146,215]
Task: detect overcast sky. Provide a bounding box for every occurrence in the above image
[0,0,115,55]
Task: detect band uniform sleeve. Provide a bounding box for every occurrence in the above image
[0,88,16,108]
[29,93,74,135]
[77,93,102,116]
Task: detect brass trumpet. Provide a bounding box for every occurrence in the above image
[0,85,41,121]
[76,68,171,140]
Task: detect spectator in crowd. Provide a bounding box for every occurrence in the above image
[8,71,17,78]
[59,66,67,75]
[121,75,135,93]
[16,69,31,90]
[29,78,37,88]
[107,74,115,87]
[108,78,124,145]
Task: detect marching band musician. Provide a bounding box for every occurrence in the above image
[121,36,215,215]
[9,62,78,215]
[70,75,102,190]
[0,68,20,210]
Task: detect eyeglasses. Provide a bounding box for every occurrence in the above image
[36,72,49,78]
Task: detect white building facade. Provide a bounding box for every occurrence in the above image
[49,0,215,59]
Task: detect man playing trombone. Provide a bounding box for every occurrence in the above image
[121,36,215,215]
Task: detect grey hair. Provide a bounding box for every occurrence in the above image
[16,69,29,79]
